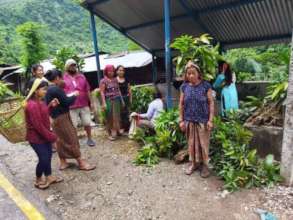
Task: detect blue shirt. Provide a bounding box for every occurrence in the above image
[181,81,211,123]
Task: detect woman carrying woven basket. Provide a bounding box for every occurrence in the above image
[24,78,63,189]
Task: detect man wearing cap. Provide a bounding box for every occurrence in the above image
[63,59,96,147]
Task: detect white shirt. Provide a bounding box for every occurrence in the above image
[139,98,164,123]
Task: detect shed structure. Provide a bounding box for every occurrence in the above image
[81,0,293,185]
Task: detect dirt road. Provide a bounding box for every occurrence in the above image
[0,128,292,220]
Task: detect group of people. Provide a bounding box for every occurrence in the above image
[24,58,238,189]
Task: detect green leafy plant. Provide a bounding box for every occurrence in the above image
[238,96,263,122]
[265,81,288,104]
[16,22,47,79]
[0,81,15,102]
[133,145,159,167]
[236,72,254,83]
[210,116,282,191]
[130,86,155,113]
[52,47,85,72]
[171,34,222,79]
[133,109,186,165]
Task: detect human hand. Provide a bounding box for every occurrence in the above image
[49,98,59,107]
[130,112,138,118]
[73,91,80,96]
[207,120,213,131]
[101,104,106,111]
[179,121,185,132]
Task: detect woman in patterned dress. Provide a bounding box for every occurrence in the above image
[100,65,123,140]
[179,62,214,178]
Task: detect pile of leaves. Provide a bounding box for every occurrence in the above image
[245,81,288,127]
[130,86,155,113]
[133,109,186,166]
[0,81,15,102]
[210,116,282,192]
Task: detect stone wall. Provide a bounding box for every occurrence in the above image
[246,125,283,161]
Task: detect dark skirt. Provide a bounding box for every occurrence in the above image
[120,96,130,130]
[52,113,81,159]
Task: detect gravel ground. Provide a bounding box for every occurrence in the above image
[0,128,292,220]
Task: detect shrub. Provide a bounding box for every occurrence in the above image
[210,116,282,191]
[130,86,155,113]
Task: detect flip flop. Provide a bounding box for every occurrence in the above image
[79,164,96,171]
[34,181,46,187]
[108,136,117,141]
[59,164,70,171]
[34,182,50,190]
[47,176,64,185]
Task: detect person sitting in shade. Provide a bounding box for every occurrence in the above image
[129,90,164,135]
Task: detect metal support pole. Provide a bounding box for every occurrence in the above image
[280,30,293,186]
[90,12,101,83]
[152,54,158,83]
[164,0,172,109]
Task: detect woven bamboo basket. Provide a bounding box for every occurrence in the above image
[0,98,26,143]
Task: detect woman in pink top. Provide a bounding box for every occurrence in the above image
[100,64,123,140]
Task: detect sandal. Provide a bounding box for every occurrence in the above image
[59,164,70,171]
[79,164,96,171]
[34,180,46,187]
[108,136,117,141]
[200,165,210,178]
[185,163,200,175]
[47,176,64,185]
[34,182,50,190]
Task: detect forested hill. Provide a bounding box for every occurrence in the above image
[0,0,137,64]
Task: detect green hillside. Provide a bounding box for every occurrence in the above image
[0,0,138,64]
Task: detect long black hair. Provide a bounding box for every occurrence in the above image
[224,63,233,86]
[45,69,62,82]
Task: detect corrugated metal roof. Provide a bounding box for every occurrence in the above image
[81,0,293,55]
[12,51,152,74]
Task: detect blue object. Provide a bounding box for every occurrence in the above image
[90,12,102,83]
[152,54,157,83]
[255,208,278,220]
[213,73,239,116]
[164,0,172,109]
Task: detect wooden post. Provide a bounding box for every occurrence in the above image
[281,33,293,186]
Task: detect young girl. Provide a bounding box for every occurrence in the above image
[100,65,123,140]
[116,65,132,132]
[25,78,63,189]
[179,62,214,178]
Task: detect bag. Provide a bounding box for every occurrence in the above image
[128,117,137,139]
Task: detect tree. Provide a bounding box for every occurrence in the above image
[52,47,85,72]
[16,22,47,76]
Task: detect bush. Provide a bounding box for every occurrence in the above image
[130,86,155,113]
[210,116,282,191]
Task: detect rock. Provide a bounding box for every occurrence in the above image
[46,195,57,203]
[174,149,189,164]
[219,190,230,199]
[106,181,113,185]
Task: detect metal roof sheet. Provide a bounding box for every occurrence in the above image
[81,0,293,55]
